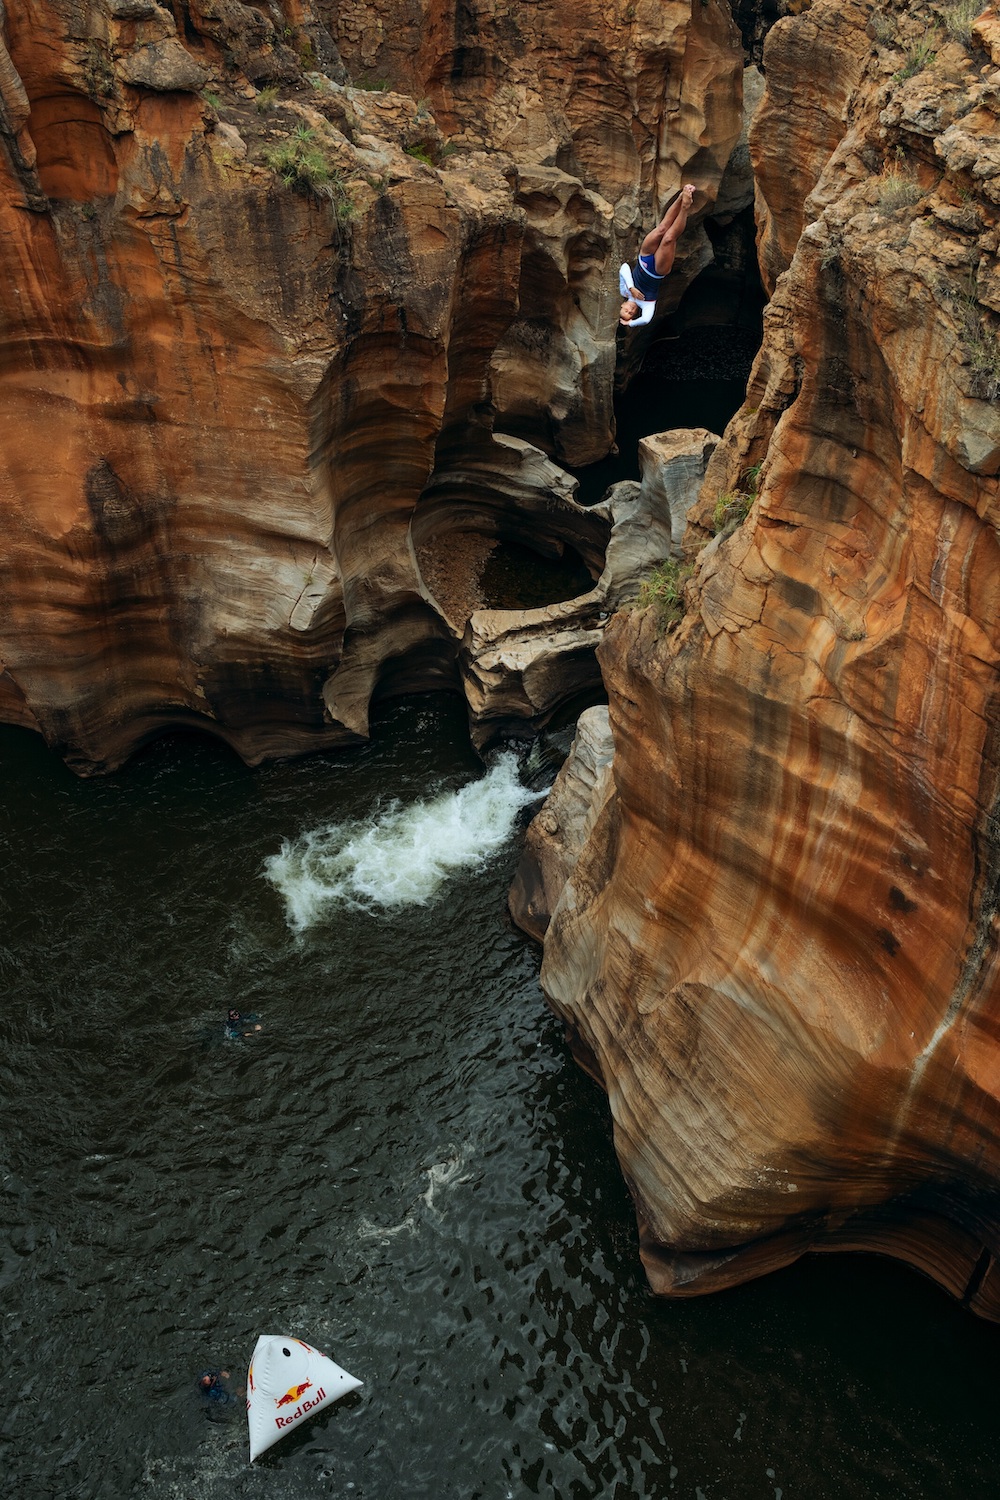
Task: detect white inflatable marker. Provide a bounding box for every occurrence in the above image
[247,1334,362,1462]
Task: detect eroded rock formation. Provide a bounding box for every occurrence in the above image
[515,1,1000,1318]
[0,0,743,770]
[460,428,717,747]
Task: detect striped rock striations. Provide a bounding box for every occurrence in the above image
[0,0,742,770]
[515,0,1000,1317]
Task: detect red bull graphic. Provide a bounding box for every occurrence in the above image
[246,1333,362,1461]
[275,1380,312,1409]
[275,1386,326,1429]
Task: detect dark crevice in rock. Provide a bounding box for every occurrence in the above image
[727,0,789,66]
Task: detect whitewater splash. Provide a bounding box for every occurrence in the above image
[358,1148,473,1243]
[265,752,540,931]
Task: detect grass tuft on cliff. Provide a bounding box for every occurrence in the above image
[637,559,692,630]
[263,128,355,222]
[894,34,938,79]
[712,465,761,538]
[942,0,983,41]
[870,11,896,44]
[954,282,1000,399]
[877,170,923,212]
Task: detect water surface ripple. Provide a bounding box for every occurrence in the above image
[0,698,996,1499]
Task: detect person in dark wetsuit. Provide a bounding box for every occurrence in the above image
[619,183,697,327]
[225,1008,262,1039]
[198,1369,233,1402]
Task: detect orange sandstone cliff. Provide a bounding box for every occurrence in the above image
[0,0,742,769]
[513,0,1000,1317]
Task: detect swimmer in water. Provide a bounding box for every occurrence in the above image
[198,1369,233,1402]
[226,1008,262,1039]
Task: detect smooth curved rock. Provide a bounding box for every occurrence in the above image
[509,704,614,943]
[0,0,743,771]
[460,429,718,748]
[517,0,1000,1320]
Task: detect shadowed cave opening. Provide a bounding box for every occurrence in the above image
[412,484,608,633]
[479,536,594,610]
[570,323,762,505]
[415,525,600,628]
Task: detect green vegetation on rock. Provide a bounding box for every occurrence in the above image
[877,170,923,212]
[637,558,692,630]
[943,0,983,42]
[263,127,356,223]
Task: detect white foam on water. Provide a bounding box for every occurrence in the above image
[357,1211,419,1243]
[421,1148,472,1213]
[264,752,539,931]
[357,1146,473,1243]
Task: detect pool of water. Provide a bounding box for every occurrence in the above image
[1,698,997,1498]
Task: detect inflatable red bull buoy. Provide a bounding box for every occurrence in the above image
[246,1334,362,1461]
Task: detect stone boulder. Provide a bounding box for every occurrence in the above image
[117,39,209,91]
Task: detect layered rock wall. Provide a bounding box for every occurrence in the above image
[516,0,1000,1317]
[460,428,717,747]
[0,0,742,770]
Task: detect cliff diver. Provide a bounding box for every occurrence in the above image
[619,183,696,327]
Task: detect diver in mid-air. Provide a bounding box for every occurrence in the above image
[618,183,697,327]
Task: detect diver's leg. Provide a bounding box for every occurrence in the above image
[650,183,696,276]
[638,186,692,254]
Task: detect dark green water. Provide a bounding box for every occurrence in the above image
[1,697,997,1499]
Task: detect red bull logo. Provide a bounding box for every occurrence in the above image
[274,1385,326,1428]
[275,1380,312,1409]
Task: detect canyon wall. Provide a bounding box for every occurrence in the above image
[0,0,742,770]
[515,0,1000,1316]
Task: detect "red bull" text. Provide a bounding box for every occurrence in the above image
[274,1386,326,1428]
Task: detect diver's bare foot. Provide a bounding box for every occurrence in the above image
[682,184,696,206]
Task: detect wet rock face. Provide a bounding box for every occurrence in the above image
[509,704,615,944]
[520,0,1000,1316]
[0,0,742,770]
